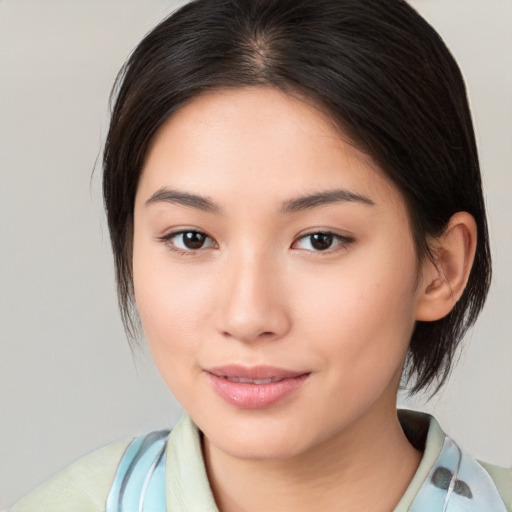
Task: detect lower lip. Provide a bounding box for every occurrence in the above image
[206,373,309,409]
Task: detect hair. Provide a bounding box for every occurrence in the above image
[103,0,491,395]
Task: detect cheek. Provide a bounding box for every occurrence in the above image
[132,239,216,380]
[294,246,419,385]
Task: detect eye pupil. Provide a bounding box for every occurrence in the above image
[310,233,333,250]
[183,231,206,249]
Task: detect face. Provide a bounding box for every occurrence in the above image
[133,87,426,461]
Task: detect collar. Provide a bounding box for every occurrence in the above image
[165,411,507,512]
[396,409,507,511]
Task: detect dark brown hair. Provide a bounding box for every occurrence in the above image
[103,0,491,394]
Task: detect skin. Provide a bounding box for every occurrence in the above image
[132,87,476,511]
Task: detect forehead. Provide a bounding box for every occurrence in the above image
[137,87,404,213]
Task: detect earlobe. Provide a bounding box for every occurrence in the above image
[415,212,477,322]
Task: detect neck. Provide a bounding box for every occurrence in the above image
[203,400,422,512]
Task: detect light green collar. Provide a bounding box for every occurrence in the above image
[165,410,508,512]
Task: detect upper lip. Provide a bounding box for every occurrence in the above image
[205,365,308,381]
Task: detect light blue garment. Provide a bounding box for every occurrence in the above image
[106,428,507,511]
[410,436,507,512]
[106,429,170,512]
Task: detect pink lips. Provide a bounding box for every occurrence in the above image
[205,365,309,409]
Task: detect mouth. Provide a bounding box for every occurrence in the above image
[205,365,310,409]
[206,364,307,380]
[220,376,285,385]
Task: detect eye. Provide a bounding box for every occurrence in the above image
[293,232,353,252]
[161,230,217,252]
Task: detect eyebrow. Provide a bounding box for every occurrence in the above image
[145,188,221,213]
[145,187,375,214]
[280,189,375,213]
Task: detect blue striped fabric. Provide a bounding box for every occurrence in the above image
[105,429,170,512]
[409,436,507,512]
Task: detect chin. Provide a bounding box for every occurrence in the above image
[201,411,321,462]
[212,433,309,461]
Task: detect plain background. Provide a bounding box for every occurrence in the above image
[1,0,511,507]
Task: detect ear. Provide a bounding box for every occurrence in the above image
[415,212,478,322]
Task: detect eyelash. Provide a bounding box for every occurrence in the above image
[157,230,354,255]
[292,231,354,253]
[157,230,218,256]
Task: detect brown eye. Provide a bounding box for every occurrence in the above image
[309,233,334,250]
[293,232,354,252]
[181,231,207,249]
[163,230,217,252]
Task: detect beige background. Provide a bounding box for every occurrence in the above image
[1,0,510,507]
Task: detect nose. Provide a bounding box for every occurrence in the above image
[214,249,291,344]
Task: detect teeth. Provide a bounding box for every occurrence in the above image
[253,378,273,384]
[225,376,279,384]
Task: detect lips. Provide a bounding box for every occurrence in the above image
[205,365,310,409]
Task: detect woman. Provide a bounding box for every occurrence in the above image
[11,0,511,510]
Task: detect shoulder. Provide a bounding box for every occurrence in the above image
[478,460,512,511]
[397,409,512,511]
[10,438,132,512]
